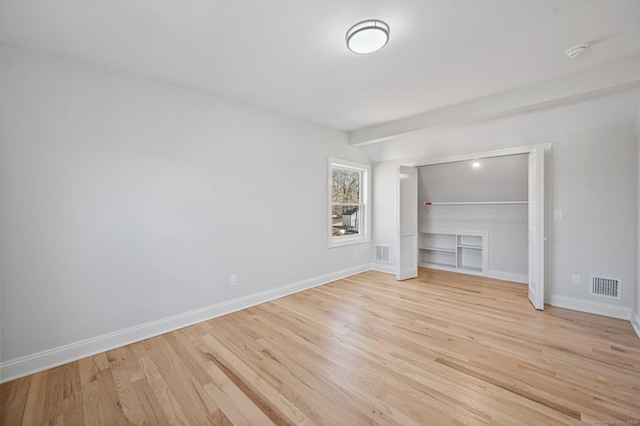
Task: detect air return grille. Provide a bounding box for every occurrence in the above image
[589,275,621,300]
[375,245,391,264]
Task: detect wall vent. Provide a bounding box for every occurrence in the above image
[589,275,621,300]
[375,245,391,264]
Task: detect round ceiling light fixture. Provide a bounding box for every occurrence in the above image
[565,44,589,59]
[346,20,390,54]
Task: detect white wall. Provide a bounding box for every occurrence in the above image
[0,43,371,380]
[550,130,636,311]
[370,110,637,320]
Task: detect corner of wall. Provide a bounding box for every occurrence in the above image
[636,106,640,339]
[371,263,396,275]
[632,311,640,339]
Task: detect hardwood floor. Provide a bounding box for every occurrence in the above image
[2,268,640,425]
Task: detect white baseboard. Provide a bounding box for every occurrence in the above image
[0,263,371,383]
[632,311,640,339]
[487,270,528,284]
[418,263,484,276]
[370,262,396,275]
[549,294,632,320]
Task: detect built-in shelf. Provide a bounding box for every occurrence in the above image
[419,230,488,276]
[423,201,527,206]
[419,245,456,252]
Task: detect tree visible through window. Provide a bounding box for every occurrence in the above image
[330,161,369,245]
[332,167,361,237]
[329,158,369,247]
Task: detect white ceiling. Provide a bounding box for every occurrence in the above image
[1,0,639,133]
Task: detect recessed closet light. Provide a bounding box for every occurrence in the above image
[346,20,390,54]
[472,161,481,168]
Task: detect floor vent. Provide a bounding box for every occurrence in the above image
[375,245,391,264]
[589,275,621,300]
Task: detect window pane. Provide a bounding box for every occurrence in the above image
[331,205,360,237]
[332,168,360,204]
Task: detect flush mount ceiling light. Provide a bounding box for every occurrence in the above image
[565,44,589,59]
[472,161,481,168]
[346,20,390,54]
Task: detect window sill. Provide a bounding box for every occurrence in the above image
[329,235,370,248]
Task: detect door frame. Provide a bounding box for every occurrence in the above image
[399,143,550,303]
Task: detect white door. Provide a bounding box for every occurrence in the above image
[397,166,418,280]
[528,147,545,309]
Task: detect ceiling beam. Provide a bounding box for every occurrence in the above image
[348,55,640,146]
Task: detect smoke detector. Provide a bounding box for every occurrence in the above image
[565,44,589,59]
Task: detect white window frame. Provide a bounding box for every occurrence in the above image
[328,157,371,248]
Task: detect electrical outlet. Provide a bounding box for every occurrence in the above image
[354,250,359,258]
[571,274,580,285]
[230,274,237,286]
[554,210,562,220]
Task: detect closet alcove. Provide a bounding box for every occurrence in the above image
[417,154,529,283]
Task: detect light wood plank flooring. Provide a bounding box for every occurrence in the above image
[2,268,640,424]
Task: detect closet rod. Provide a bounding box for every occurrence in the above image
[423,201,528,206]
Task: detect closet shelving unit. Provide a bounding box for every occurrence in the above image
[422,201,527,206]
[419,200,518,275]
[418,230,488,275]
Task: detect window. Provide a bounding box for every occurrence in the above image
[329,158,370,247]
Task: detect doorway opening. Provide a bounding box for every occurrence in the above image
[397,144,548,310]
